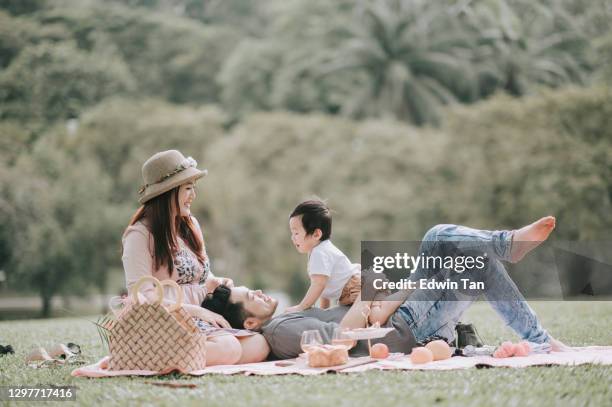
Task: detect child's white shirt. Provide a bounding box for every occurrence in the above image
[308,240,359,301]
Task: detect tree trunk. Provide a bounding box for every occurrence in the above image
[41,293,52,318]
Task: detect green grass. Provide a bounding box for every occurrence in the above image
[1,302,611,407]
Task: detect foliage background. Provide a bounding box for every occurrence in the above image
[0,0,610,316]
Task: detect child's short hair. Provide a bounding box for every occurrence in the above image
[289,199,332,241]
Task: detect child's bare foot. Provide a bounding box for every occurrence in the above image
[510,216,556,263]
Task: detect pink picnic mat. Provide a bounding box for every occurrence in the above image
[72,346,612,377]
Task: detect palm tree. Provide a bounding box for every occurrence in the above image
[319,0,479,125]
[461,0,590,97]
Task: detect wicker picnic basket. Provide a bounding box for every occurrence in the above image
[106,276,207,372]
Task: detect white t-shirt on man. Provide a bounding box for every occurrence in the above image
[308,239,359,301]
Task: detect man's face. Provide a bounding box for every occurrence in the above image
[230,286,278,329]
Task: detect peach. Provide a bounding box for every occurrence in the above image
[425,340,452,361]
[493,341,515,358]
[410,347,434,364]
[514,341,531,357]
[370,343,390,359]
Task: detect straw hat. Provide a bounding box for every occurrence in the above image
[138,150,207,204]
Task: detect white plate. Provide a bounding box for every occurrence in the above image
[342,327,395,340]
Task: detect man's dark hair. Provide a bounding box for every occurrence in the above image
[201,285,248,329]
[289,199,332,241]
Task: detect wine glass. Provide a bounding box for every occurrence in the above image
[332,327,357,350]
[300,330,324,353]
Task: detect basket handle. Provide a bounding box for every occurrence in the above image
[160,279,184,312]
[131,276,163,306]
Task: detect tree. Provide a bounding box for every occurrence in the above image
[0,122,31,272]
[0,11,34,69]
[0,41,134,122]
[462,0,591,97]
[0,0,45,15]
[37,4,242,105]
[319,0,478,125]
[218,39,284,115]
[217,0,355,117]
[440,86,612,240]
[595,32,612,84]
[3,136,118,317]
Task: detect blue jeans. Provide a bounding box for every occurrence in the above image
[398,224,550,344]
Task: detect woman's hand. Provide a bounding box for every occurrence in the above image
[216,277,234,288]
[197,307,231,329]
[204,276,234,294]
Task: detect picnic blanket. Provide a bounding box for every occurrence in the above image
[72,346,612,377]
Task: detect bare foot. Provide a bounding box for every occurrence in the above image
[549,336,572,352]
[510,216,556,263]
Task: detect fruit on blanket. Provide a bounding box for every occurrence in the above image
[493,341,515,358]
[425,340,452,361]
[493,340,531,358]
[370,343,390,359]
[514,341,531,357]
[410,347,434,364]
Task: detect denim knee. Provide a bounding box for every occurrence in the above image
[422,225,440,242]
[420,224,448,254]
[422,224,455,241]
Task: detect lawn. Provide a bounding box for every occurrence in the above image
[1,301,611,407]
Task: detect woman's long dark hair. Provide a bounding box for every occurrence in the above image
[123,186,206,275]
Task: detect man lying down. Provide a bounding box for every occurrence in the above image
[202,221,570,360]
[202,284,416,359]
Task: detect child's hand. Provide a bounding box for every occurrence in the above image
[284,305,303,314]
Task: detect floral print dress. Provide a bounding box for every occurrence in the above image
[173,239,252,337]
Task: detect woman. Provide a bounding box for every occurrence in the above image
[122,150,269,365]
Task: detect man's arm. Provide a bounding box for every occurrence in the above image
[237,334,270,363]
